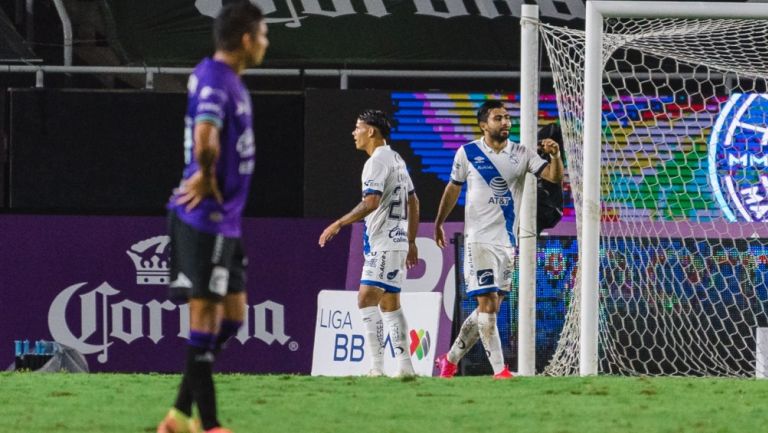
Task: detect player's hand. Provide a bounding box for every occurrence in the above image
[318,221,341,247]
[435,224,446,249]
[540,138,560,156]
[175,170,223,211]
[407,241,418,269]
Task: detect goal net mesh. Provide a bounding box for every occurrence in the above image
[540,16,768,376]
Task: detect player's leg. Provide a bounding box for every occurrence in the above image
[437,309,479,374]
[160,212,204,433]
[161,213,236,432]
[358,284,385,375]
[469,243,507,377]
[377,250,415,377]
[379,291,416,377]
[187,299,223,431]
[215,244,247,353]
[477,244,514,379]
[476,292,507,376]
[437,242,487,377]
[489,245,515,379]
[358,250,388,376]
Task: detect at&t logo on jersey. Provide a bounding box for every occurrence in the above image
[709,93,768,221]
[488,176,511,205]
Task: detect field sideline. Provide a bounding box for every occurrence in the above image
[2,372,768,433]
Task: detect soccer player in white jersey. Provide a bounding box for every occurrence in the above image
[319,109,419,377]
[434,100,564,378]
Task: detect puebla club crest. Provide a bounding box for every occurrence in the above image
[709,93,768,222]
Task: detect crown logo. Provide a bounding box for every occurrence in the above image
[127,236,170,286]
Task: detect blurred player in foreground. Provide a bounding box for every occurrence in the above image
[434,100,563,378]
[319,110,419,377]
[158,3,268,433]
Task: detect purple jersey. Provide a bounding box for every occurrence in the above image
[168,58,255,237]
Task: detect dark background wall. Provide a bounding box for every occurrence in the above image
[7,89,303,216]
[3,88,461,220]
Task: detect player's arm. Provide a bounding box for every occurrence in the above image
[434,182,462,249]
[176,121,224,210]
[318,194,381,247]
[539,138,564,183]
[406,191,420,268]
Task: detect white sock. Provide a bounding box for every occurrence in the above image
[381,308,415,374]
[447,309,480,364]
[478,312,504,375]
[360,306,384,372]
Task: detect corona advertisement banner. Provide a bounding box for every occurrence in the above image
[0,216,350,373]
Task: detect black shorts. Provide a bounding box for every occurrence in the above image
[167,211,247,301]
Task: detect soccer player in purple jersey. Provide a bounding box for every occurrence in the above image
[157,3,268,433]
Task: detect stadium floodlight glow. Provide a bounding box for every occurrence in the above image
[531,1,768,377]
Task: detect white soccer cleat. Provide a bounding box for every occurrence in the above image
[367,368,385,377]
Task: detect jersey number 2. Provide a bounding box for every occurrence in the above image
[388,186,408,220]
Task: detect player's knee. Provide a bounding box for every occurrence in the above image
[476,293,499,313]
[357,286,382,308]
[378,293,401,312]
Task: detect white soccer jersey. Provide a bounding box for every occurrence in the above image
[361,145,415,253]
[450,138,548,247]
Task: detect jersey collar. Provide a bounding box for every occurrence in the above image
[371,143,389,156]
[480,138,510,154]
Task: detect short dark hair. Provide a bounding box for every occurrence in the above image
[477,100,506,124]
[214,2,264,52]
[358,109,392,139]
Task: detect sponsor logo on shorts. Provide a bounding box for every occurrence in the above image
[209,266,230,296]
[386,269,399,280]
[378,253,387,280]
[477,269,494,286]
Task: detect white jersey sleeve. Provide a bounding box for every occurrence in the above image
[526,147,549,176]
[450,146,469,184]
[361,159,388,196]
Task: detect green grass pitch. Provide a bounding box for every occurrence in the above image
[2,372,768,433]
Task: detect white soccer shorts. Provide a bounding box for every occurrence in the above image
[359,250,407,293]
[464,242,515,296]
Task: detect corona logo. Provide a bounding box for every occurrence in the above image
[126,236,170,285]
[47,235,294,364]
[709,93,768,222]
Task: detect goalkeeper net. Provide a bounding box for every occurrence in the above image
[540,13,768,376]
